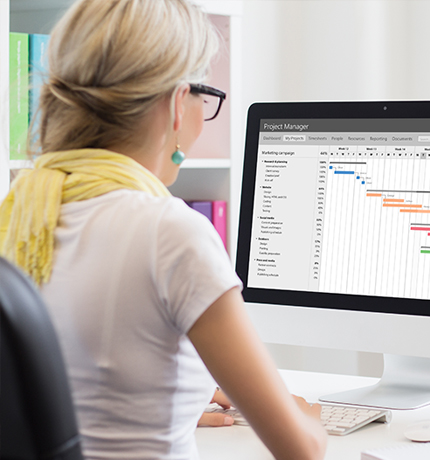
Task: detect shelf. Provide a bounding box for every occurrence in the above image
[8,158,230,171]
[9,160,34,169]
[194,1,243,16]
[181,158,230,170]
[11,0,243,15]
[5,0,243,256]
[10,0,73,11]
[8,158,230,170]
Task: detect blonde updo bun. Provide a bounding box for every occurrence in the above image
[33,0,219,154]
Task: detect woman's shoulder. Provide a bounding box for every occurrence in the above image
[110,189,211,228]
[158,196,221,243]
[61,188,178,216]
[60,189,217,243]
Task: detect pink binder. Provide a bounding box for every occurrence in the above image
[212,201,227,249]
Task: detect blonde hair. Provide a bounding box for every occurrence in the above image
[32,0,219,155]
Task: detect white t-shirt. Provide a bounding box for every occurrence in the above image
[41,189,242,460]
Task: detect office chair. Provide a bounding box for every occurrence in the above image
[0,256,84,460]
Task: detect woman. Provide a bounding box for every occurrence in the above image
[0,0,327,459]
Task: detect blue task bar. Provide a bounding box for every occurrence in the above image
[334,171,355,175]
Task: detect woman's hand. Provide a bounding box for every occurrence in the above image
[189,287,327,459]
[197,388,235,427]
[210,387,231,408]
[292,395,322,421]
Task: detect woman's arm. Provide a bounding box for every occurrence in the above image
[188,287,327,460]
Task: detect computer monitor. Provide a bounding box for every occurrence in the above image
[236,101,430,410]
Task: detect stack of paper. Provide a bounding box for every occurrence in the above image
[362,442,430,460]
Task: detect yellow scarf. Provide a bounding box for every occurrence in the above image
[0,149,171,284]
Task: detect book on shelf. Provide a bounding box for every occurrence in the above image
[9,32,29,161]
[189,201,212,221]
[29,33,50,126]
[9,32,50,164]
[188,200,227,249]
[212,200,227,250]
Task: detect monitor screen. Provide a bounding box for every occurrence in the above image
[236,102,430,318]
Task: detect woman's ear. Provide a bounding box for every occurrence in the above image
[173,83,191,132]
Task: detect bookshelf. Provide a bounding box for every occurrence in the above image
[0,0,9,201]
[1,0,243,257]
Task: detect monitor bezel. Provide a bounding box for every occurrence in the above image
[236,101,430,318]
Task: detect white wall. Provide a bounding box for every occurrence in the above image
[242,0,430,106]
[240,0,430,377]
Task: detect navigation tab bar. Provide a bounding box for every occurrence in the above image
[260,132,430,146]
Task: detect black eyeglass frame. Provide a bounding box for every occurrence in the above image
[189,83,227,121]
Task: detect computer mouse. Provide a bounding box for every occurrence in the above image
[404,421,430,442]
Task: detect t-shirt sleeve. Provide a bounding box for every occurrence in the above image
[155,198,242,334]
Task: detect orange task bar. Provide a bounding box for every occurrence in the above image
[383,199,404,203]
[367,193,382,197]
[400,209,430,213]
[383,204,422,208]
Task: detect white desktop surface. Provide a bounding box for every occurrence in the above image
[196,369,430,460]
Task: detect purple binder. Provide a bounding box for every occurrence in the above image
[190,201,213,222]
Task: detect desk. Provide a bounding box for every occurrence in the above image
[196,369,430,460]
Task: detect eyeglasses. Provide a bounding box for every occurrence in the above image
[189,83,226,121]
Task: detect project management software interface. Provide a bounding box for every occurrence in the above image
[248,119,430,301]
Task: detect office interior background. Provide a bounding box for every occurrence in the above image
[7,0,430,378]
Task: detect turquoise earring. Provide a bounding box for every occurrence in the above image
[171,144,185,165]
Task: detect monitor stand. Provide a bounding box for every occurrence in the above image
[319,354,430,410]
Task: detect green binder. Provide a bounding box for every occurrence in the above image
[9,32,29,161]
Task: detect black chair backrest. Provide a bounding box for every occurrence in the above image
[0,257,84,460]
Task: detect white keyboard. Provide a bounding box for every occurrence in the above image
[205,403,392,435]
[320,404,392,436]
